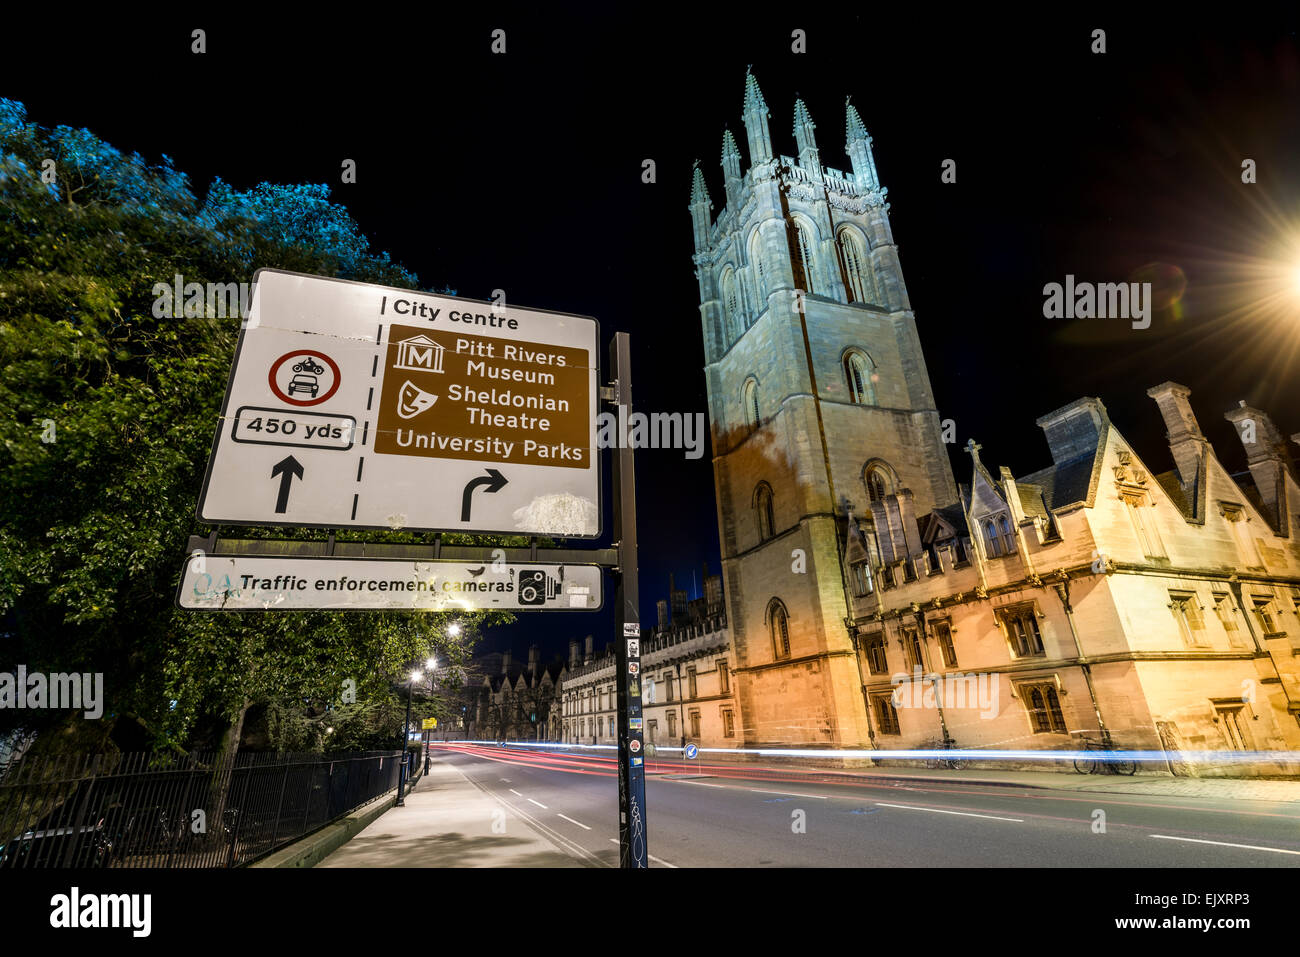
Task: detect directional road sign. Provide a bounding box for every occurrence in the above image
[177,555,603,612]
[196,269,600,537]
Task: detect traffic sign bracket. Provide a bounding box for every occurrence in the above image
[184,535,620,568]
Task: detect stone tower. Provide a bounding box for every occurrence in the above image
[690,71,957,747]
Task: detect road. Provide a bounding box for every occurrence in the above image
[434,743,1300,867]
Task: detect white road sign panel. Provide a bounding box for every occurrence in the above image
[196,269,600,537]
[178,556,603,612]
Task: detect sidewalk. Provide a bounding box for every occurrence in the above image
[315,756,589,867]
[652,756,1300,802]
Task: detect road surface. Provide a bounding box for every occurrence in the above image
[433,743,1300,867]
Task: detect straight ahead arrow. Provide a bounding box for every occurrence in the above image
[271,455,305,514]
[461,468,508,522]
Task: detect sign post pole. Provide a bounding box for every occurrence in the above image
[610,332,648,869]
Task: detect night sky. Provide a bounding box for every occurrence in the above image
[6,9,1300,663]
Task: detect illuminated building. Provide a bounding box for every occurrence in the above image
[690,72,1300,771]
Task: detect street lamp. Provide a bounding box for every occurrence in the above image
[396,667,423,807]
[447,622,462,637]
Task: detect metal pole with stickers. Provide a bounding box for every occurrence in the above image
[609,332,648,869]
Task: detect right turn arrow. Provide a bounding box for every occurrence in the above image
[461,468,508,522]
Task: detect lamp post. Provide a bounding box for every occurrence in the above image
[396,667,422,807]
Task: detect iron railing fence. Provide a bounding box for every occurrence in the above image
[0,750,404,868]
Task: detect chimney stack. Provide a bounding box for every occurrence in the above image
[584,634,593,664]
[1146,382,1205,491]
[1226,401,1291,530]
[528,645,539,676]
[501,649,512,675]
[1035,397,1109,465]
[569,640,579,669]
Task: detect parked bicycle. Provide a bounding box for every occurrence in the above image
[1071,734,1137,775]
[922,737,968,771]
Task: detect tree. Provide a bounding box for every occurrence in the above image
[0,99,511,758]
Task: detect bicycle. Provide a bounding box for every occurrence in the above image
[923,737,968,771]
[1071,734,1137,775]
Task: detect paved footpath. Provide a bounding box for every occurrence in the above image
[647,753,1300,802]
[316,755,588,867]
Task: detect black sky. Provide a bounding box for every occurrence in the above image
[6,9,1300,662]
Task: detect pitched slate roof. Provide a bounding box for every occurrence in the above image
[1018,451,1099,511]
[1153,469,1195,518]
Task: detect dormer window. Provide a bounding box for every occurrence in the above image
[999,515,1016,555]
[983,514,1015,557]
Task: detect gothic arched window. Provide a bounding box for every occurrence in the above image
[743,378,760,431]
[837,228,873,304]
[865,465,891,503]
[720,267,740,341]
[844,349,875,405]
[754,482,775,541]
[749,231,767,307]
[768,599,791,660]
[788,219,818,295]
[983,518,1001,557]
[998,515,1016,556]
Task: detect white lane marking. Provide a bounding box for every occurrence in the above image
[1150,834,1300,856]
[677,780,725,788]
[875,802,1024,823]
[608,838,678,868]
[751,788,828,800]
[527,798,548,809]
[557,813,591,830]
[500,778,511,783]
[509,788,523,797]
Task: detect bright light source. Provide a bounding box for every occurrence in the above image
[447,622,462,637]
[410,669,424,682]
[426,657,437,670]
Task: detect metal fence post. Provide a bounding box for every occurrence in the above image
[60,754,100,868]
[267,760,291,851]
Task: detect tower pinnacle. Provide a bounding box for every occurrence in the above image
[845,97,880,190]
[721,128,742,206]
[688,160,712,252]
[741,68,773,165]
[793,97,820,175]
